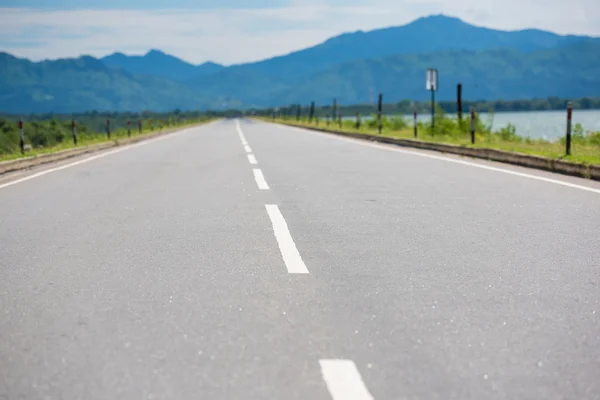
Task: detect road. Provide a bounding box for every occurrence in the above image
[1,119,599,400]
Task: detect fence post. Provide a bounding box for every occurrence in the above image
[72,119,77,146]
[332,98,337,123]
[457,83,463,124]
[356,112,361,129]
[106,119,111,138]
[377,93,383,134]
[138,119,142,134]
[18,118,24,154]
[414,110,418,138]
[127,120,131,137]
[470,107,476,144]
[338,111,342,129]
[296,104,301,121]
[566,102,572,156]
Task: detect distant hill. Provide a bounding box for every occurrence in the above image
[101,49,224,81]
[274,41,600,105]
[207,14,596,85]
[0,52,214,113]
[2,14,600,113]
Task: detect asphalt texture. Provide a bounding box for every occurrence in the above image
[1,119,599,400]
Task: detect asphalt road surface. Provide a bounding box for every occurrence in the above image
[1,119,599,400]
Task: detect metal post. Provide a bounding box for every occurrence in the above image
[356,112,361,129]
[431,89,435,135]
[338,111,342,129]
[566,102,572,156]
[470,107,476,144]
[138,119,142,134]
[127,120,131,137]
[18,118,24,154]
[309,102,315,123]
[414,110,418,138]
[296,104,301,121]
[72,119,77,146]
[106,119,111,138]
[377,93,383,134]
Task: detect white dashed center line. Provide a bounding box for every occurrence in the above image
[319,359,374,400]
[247,154,257,165]
[265,204,309,274]
[253,168,270,190]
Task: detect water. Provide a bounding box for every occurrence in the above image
[349,110,600,140]
[457,110,600,140]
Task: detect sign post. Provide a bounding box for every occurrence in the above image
[426,68,438,133]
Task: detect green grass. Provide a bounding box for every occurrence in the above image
[268,117,600,166]
[0,119,215,163]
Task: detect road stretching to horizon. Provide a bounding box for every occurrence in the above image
[1,119,599,400]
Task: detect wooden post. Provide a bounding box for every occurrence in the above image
[377,93,383,134]
[457,83,463,124]
[470,107,476,144]
[566,102,572,156]
[414,110,418,138]
[72,119,77,146]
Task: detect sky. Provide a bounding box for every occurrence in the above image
[0,0,598,65]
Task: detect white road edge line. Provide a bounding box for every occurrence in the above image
[236,119,248,146]
[319,359,374,400]
[279,124,600,195]
[0,125,207,190]
[253,168,270,190]
[265,204,309,274]
[244,145,253,153]
[248,154,258,165]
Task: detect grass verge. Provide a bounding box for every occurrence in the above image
[267,117,600,166]
[0,119,215,163]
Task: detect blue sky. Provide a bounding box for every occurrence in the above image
[1,0,598,64]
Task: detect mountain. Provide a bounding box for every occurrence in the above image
[205,14,596,86]
[101,49,224,81]
[196,61,226,76]
[0,52,214,113]
[2,14,600,113]
[275,41,600,105]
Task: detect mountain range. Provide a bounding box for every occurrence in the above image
[1,14,599,113]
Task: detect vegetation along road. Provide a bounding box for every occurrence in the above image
[1,119,599,399]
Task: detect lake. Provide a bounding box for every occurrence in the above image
[351,109,600,140]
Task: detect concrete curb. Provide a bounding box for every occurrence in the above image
[277,122,600,181]
[0,124,201,176]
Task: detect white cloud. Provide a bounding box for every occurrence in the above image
[0,0,598,64]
